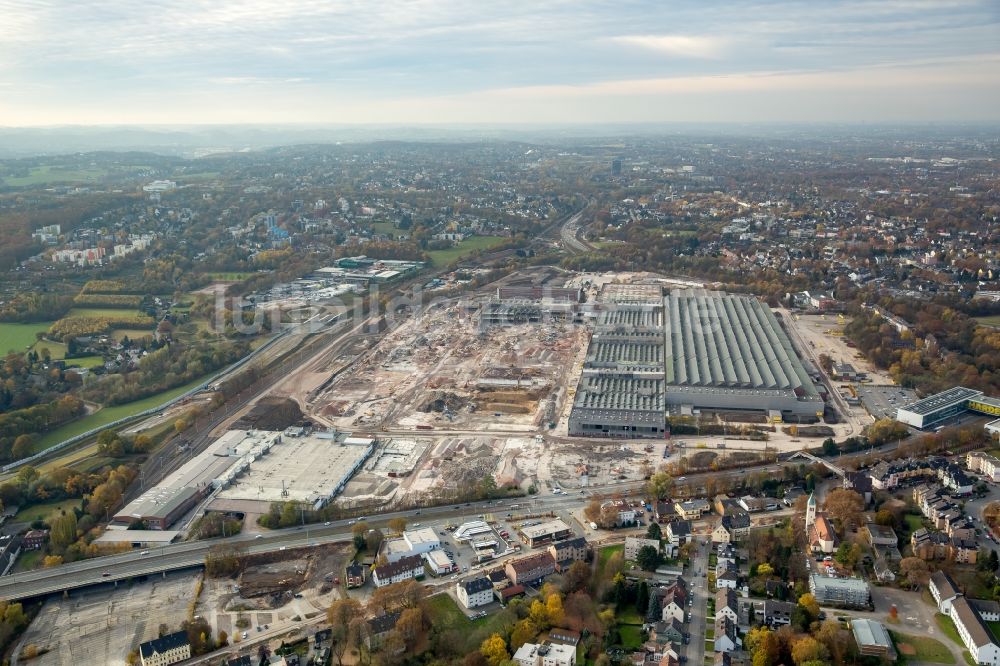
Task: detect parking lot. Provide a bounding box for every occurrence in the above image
[856,384,920,420]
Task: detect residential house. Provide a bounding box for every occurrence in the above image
[912,529,950,561]
[654,501,676,523]
[968,452,1000,482]
[676,499,711,520]
[139,631,191,666]
[366,612,401,649]
[549,537,588,571]
[22,530,48,551]
[625,536,661,561]
[713,513,751,544]
[716,589,739,624]
[952,538,979,564]
[714,616,741,653]
[760,600,797,627]
[930,570,963,614]
[651,618,686,645]
[660,581,688,623]
[716,562,739,590]
[346,562,366,588]
[506,552,556,586]
[458,577,494,609]
[665,520,692,548]
[372,554,424,587]
[950,597,1000,665]
[601,500,637,526]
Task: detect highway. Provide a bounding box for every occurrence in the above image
[560,211,593,254]
[0,492,595,601]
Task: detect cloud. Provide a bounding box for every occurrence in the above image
[0,0,998,124]
[612,34,729,59]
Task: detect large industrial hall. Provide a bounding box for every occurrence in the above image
[569,287,824,437]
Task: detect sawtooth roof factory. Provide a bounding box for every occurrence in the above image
[569,287,823,438]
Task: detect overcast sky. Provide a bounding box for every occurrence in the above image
[1,0,998,126]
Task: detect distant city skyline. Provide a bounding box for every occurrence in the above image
[1,0,998,126]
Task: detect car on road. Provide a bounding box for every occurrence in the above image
[102,572,110,577]
[324,521,331,526]
[255,534,263,539]
[242,631,248,639]
[140,551,149,556]
[280,546,287,551]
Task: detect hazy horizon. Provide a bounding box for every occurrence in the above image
[2,0,999,127]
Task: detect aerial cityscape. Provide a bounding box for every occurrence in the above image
[0,2,999,666]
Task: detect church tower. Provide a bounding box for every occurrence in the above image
[805,492,817,532]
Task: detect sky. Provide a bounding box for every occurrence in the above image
[0,0,998,126]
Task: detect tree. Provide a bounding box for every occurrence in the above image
[480,633,509,666]
[645,522,662,540]
[757,563,774,576]
[798,593,820,622]
[395,607,425,650]
[823,488,865,531]
[646,472,674,500]
[511,618,538,649]
[529,599,549,629]
[546,593,565,627]
[218,630,228,647]
[635,581,649,614]
[327,598,363,666]
[388,517,407,534]
[42,555,63,567]
[584,499,602,524]
[791,636,826,665]
[636,545,661,572]
[746,626,779,666]
[366,528,384,554]
[899,557,930,587]
[561,560,591,594]
[50,511,78,551]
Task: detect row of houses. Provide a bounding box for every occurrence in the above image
[931,571,1000,665]
[868,456,974,494]
[910,484,978,564]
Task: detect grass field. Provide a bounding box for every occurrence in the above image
[29,373,214,455]
[904,514,926,533]
[205,272,254,281]
[616,606,643,625]
[976,315,1000,328]
[67,307,144,319]
[426,593,513,652]
[369,221,398,236]
[65,355,105,369]
[17,497,83,525]
[13,550,42,573]
[892,631,955,664]
[936,613,964,646]
[1,165,107,187]
[598,544,624,570]
[428,236,507,267]
[617,625,643,649]
[111,329,156,342]
[0,321,53,354]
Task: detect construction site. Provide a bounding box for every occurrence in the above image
[179,270,874,512]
